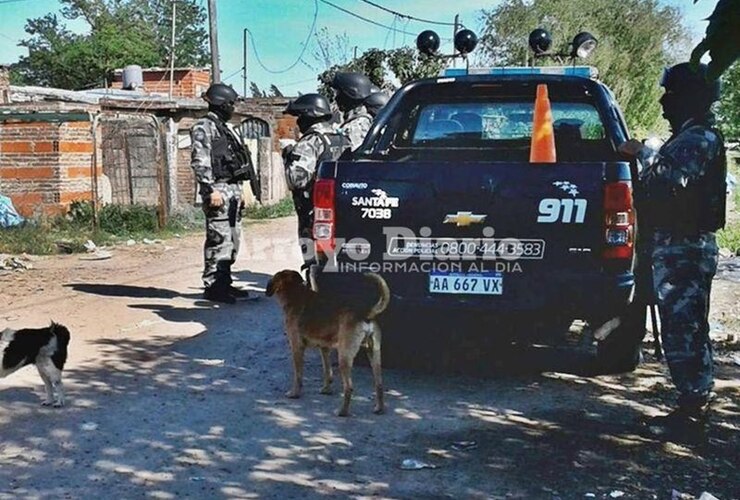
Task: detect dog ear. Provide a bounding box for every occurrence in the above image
[265,278,275,296]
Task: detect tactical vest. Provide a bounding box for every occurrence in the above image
[292,131,348,236]
[206,116,251,183]
[312,130,349,164]
[642,125,726,235]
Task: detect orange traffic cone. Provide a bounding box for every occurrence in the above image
[530,84,557,163]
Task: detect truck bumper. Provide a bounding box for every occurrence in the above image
[311,264,634,317]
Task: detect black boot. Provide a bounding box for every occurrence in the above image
[645,403,709,443]
[204,285,236,304]
[228,285,251,298]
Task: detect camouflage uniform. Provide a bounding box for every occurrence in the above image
[638,115,726,409]
[191,112,244,290]
[284,122,346,267]
[340,104,372,152]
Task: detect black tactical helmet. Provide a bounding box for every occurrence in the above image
[660,63,720,102]
[202,83,238,106]
[284,93,333,118]
[330,72,373,102]
[364,91,390,117]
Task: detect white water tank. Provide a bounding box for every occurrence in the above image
[122,65,144,90]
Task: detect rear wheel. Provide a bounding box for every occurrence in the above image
[595,300,647,374]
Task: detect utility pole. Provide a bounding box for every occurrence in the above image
[208,0,220,83]
[168,0,177,98]
[452,14,460,66]
[243,28,248,97]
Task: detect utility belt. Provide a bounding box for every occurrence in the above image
[640,199,723,235]
[214,165,251,183]
[215,176,245,185]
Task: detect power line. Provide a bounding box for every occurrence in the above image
[274,77,319,88]
[358,0,457,27]
[245,0,319,75]
[222,67,246,82]
[319,0,416,36]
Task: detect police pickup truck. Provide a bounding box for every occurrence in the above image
[311,66,647,372]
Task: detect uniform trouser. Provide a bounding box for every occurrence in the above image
[202,183,243,289]
[292,188,315,269]
[651,232,718,408]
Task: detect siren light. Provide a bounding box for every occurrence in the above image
[454,29,478,56]
[571,32,598,59]
[416,30,441,56]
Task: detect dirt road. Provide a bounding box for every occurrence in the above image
[1,216,738,499]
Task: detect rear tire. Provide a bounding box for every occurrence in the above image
[595,301,647,374]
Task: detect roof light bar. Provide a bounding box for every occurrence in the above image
[441,66,598,79]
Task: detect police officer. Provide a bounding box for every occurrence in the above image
[619,62,726,439]
[330,72,374,152]
[364,90,390,118]
[191,83,256,303]
[282,93,348,275]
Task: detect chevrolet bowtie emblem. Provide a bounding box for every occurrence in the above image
[443,211,487,227]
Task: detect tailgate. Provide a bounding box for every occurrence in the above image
[328,160,625,309]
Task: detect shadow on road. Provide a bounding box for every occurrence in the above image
[2,268,737,498]
[1,321,737,498]
[65,283,200,300]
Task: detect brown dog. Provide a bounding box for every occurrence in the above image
[266,270,390,416]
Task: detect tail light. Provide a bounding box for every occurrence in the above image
[313,179,336,255]
[603,181,634,259]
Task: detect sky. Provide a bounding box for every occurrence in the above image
[0,0,718,96]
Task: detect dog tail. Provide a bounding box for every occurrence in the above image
[364,273,390,320]
[50,322,71,349]
[50,322,71,371]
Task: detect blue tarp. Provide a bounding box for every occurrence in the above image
[0,194,23,228]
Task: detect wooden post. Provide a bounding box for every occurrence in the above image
[168,0,177,98]
[208,0,220,83]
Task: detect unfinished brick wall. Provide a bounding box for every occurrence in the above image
[111,69,211,98]
[0,120,95,216]
[237,98,298,151]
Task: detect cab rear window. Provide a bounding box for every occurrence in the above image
[374,79,617,162]
[411,101,605,145]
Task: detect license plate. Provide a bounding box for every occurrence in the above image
[428,272,503,295]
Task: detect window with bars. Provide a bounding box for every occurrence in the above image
[240,117,269,140]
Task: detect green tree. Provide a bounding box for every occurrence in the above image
[478,0,690,135]
[13,0,209,89]
[716,62,740,140]
[250,82,266,98]
[386,47,445,84]
[312,27,352,71]
[268,84,284,98]
[317,47,443,101]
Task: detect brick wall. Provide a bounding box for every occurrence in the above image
[237,98,298,151]
[0,120,94,216]
[111,69,210,98]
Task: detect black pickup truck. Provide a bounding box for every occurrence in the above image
[311,67,648,371]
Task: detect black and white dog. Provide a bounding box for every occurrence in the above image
[0,322,70,407]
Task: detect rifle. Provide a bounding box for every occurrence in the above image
[634,181,663,359]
